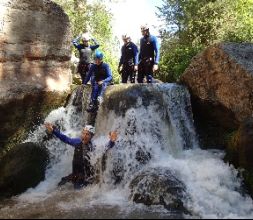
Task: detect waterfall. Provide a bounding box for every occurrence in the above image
[0,84,252,219]
[93,84,198,187]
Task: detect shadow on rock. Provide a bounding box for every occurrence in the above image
[0,142,49,199]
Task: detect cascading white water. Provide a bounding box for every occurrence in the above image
[0,84,252,219]
[93,84,199,188]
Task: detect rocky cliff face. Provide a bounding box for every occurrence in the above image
[0,142,49,199]
[0,0,72,101]
[181,43,253,148]
[0,0,72,156]
[181,43,253,197]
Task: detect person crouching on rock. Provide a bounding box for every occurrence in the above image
[83,50,113,113]
[44,123,117,190]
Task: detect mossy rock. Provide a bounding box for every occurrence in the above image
[0,91,68,159]
[72,74,82,86]
[224,131,240,167]
[0,142,49,199]
[242,171,253,197]
[226,118,253,169]
[225,118,253,198]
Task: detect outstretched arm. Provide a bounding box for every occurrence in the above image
[53,130,82,147]
[44,123,81,147]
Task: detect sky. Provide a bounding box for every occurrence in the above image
[107,0,164,43]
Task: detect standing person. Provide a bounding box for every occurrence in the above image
[72,33,100,84]
[138,24,160,83]
[83,50,113,113]
[118,34,138,83]
[44,123,118,189]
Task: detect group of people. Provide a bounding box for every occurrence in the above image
[73,24,160,113]
[43,24,159,190]
[119,24,160,84]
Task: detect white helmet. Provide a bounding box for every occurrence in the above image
[122,33,131,40]
[81,33,90,41]
[84,125,95,134]
[141,24,149,31]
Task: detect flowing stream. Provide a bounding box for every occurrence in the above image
[0,84,252,219]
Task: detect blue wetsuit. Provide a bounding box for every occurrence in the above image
[83,63,113,105]
[53,129,115,149]
[72,36,100,83]
[138,35,160,83]
[119,42,139,83]
[53,129,115,188]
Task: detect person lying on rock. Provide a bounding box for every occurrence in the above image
[83,50,113,113]
[44,123,118,190]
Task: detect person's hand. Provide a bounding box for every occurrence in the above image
[98,81,104,86]
[45,123,54,134]
[153,64,159,72]
[109,131,118,142]
[134,65,138,71]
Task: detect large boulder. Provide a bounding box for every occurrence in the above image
[0,91,68,158]
[0,0,72,97]
[0,142,49,199]
[180,43,253,148]
[0,0,72,156]
[226,118,253,169]
[226,118,253,196]
[129,168,189,215]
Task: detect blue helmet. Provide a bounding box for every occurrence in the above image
[95,50,104,60]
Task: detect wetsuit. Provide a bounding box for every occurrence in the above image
[119,42,138,83]
[83,62,113,111]
[138,35,160,83]
[53,129,115,189]
[72,36,100,84]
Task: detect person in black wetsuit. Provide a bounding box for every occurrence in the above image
[72,33,100,84]
[45,123,117,189]
[138,24,160,83]
[118,34,138,83]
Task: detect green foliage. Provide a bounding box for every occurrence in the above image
[53,0,120,83]
[158,42,202,82]
[158,0,253,82]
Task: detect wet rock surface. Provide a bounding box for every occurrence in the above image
[0,0,72,156]
[226,117,253,197]
[129,167,189,215]
[0,142,49,199]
